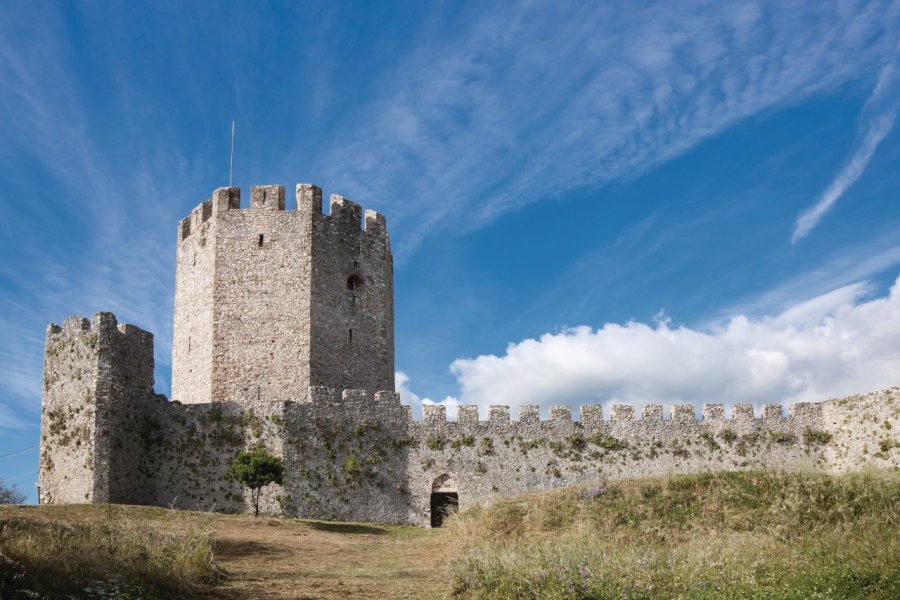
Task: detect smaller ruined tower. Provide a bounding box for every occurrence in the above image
[39,313,156,504]
[171,184,394,405]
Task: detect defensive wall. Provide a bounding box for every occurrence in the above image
[39,313,900,526]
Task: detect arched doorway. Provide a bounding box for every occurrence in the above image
[430,474,459,527]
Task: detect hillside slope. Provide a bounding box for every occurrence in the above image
[444,470,900,599]
[1,470,898,599]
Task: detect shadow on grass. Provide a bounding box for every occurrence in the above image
[214,538,288,559]
[304,521,389,535]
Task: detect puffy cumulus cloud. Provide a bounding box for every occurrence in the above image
[448,279,900,415]
[395,371,460,420]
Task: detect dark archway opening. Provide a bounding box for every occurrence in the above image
[430,492,459,527]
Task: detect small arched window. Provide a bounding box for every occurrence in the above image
[347,274,363,291]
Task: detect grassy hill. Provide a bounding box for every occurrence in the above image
[1,470,898,599]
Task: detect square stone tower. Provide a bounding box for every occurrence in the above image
[170,184,394,404]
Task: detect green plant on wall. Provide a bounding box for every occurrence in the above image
[227,448,284,517]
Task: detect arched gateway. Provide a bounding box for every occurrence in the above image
[430,474,459,527]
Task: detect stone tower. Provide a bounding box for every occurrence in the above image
[170,184,394,405]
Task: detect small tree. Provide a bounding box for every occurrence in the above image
[0,478,26,504]
[227,449,284,517]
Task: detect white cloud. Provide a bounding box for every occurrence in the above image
[445,277,900,415]
[792,63,900,243]
[395,371,459,420]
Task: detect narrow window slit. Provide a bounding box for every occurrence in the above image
[258,234,264,247]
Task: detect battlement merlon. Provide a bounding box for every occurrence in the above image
[178,187,239,242]
[328,194,365,234]
[250,185,286,210]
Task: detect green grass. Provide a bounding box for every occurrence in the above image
[0,504,219,599]
[444,471,900,599]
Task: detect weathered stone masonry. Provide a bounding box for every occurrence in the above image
[38,183,900,526]
[171,184,393,406]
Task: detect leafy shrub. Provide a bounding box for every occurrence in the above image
[718,429,738,444]
[590,435,628,451]
[803,428,834,446]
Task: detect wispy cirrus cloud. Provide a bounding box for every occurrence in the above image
[0,6,197,420]
[0,403,25,430]
[715,227,900,320]
[792,63,900,243]
[310,1,900,255]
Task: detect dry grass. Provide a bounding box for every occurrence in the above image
[2,470,897,599]
[0,503,445,599]
[1,504,220,598]
[443,470,900,599]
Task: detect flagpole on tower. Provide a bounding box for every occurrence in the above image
[229,121,235,187]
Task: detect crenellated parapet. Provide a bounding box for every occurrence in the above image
[177,184,389,243]
[172,183,394,405]
[404,392,897,525]
[408,401,822,428]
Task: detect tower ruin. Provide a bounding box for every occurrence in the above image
[170,185,394,405]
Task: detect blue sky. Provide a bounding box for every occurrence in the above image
[2,1,900,501]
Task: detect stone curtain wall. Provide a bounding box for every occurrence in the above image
[821,388,900,472]
[39,313,899,525]
[405,392,898,525]
[279,388,412,523]
[407,403,810,524]
[143,396,286,513]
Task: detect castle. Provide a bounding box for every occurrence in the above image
[38,183,899,526]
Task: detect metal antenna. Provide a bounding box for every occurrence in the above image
[229,121,235,187]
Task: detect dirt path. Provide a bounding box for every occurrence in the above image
[0,505,448,599]
[209,516,447,599]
